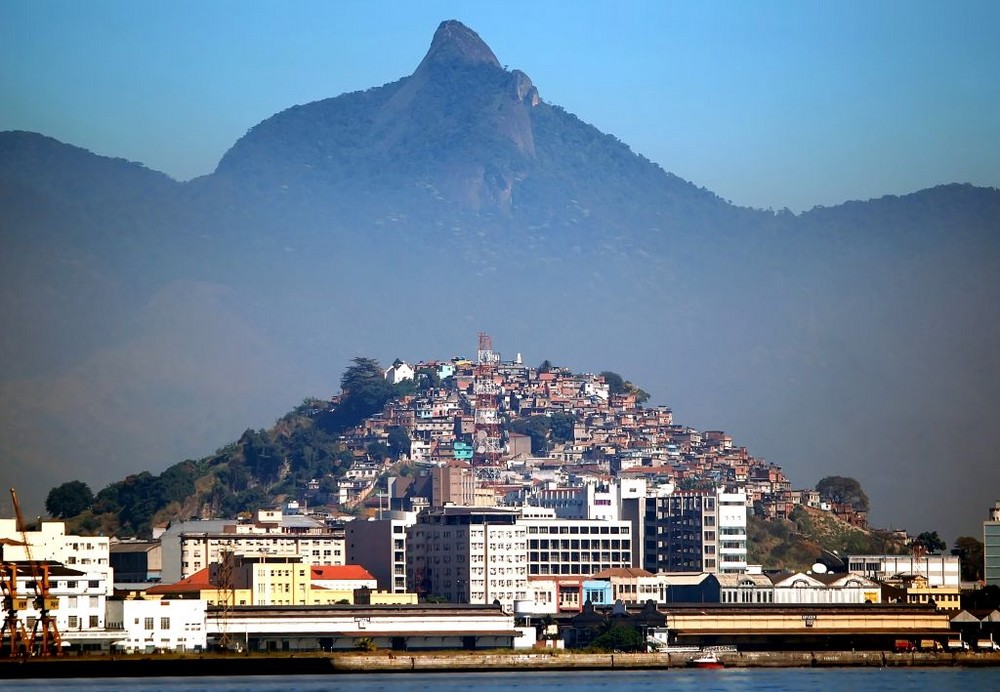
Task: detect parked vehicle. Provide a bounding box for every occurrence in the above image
[919,639,944,652]
[976,639,1000,652]
[947,637,970,651]
[893,639,916,653]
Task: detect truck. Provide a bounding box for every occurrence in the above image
[893,639,916,653]
[919,639,944,652]
[947,637,970,651]
[976,638,1000,652]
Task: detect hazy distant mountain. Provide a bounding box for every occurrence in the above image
[1,20,998,542]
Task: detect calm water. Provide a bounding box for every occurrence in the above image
[1,669,998,692]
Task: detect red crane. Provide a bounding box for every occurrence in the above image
[9,488,62,656]
[0,545,30,657]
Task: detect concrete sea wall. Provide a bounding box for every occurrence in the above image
[2,650,998,679]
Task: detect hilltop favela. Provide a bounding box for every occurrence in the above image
[2,7,1000,688]
[1,334,999,679]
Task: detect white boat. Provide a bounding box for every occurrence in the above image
[686,651,725,669]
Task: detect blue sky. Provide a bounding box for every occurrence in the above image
[2,0,998,211]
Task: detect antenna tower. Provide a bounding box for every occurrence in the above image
[473,333,503,466]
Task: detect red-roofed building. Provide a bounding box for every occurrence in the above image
[311,564,377,591]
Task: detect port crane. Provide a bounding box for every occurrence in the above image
[0,541,30,657]
[9,488,61,656]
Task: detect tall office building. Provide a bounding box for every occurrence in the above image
[985,500,1000,587]
[627,487,747,574]
[345,511,417,593]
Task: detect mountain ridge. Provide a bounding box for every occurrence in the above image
[1,20,998,543]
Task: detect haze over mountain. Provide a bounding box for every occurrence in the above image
[1,20,997,541]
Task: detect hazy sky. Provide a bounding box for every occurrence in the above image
[2,0,997,212]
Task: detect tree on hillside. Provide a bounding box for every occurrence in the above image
[816,476,870,512]
[367,440,391,463]
[417,368,441,391]
[600,370,650,404]
[387,426,411,459]
[341,357,388,398]
[625,381,651,405]
[319,357,396,433]
[954,536,984,582]
[600,371,626,394]
[508,415,552,455]
[914,530,947,554]
[549,412,577,444]
[45,480,94,519]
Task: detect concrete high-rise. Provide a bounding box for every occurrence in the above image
[985,500,1000,587]
[625,487,747,574]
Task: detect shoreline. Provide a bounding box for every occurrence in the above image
[1,650,999,679]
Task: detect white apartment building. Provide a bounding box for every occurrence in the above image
[717,489,749,573]
[107,597,207,653]
[0,519,113,595]
[406,507,527,609]
[5,563,112,651]
[522,481,622,521]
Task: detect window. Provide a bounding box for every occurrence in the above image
[161,617,170,630]
[89,615,99,628]
[145,617,154,630]
[68,616,79,629]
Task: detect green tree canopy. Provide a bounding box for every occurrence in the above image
[600,370,650,403]
[367,440,391,462]
[387,426,411,459]
[45,480,94,519]
[954,536,984,582]
[319,357,396,433]
[549,412,577,443]
[508,415,552,455]
[914,530,947,553]
[816,475,870,512]
[589,623,644,652]
[600,371,626,394]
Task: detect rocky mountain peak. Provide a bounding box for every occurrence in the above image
[415,20,501,72]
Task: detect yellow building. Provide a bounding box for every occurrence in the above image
[146,557,417,606]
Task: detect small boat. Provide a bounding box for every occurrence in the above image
[687,651,724,669]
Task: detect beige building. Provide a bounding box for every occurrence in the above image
[176,509,345,579]
[407,507,527,608]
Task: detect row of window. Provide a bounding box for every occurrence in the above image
[526,525,628,535]
[528,539,629,549]
[528,551,628,563]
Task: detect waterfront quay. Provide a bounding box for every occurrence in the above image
[2,650,999,680]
